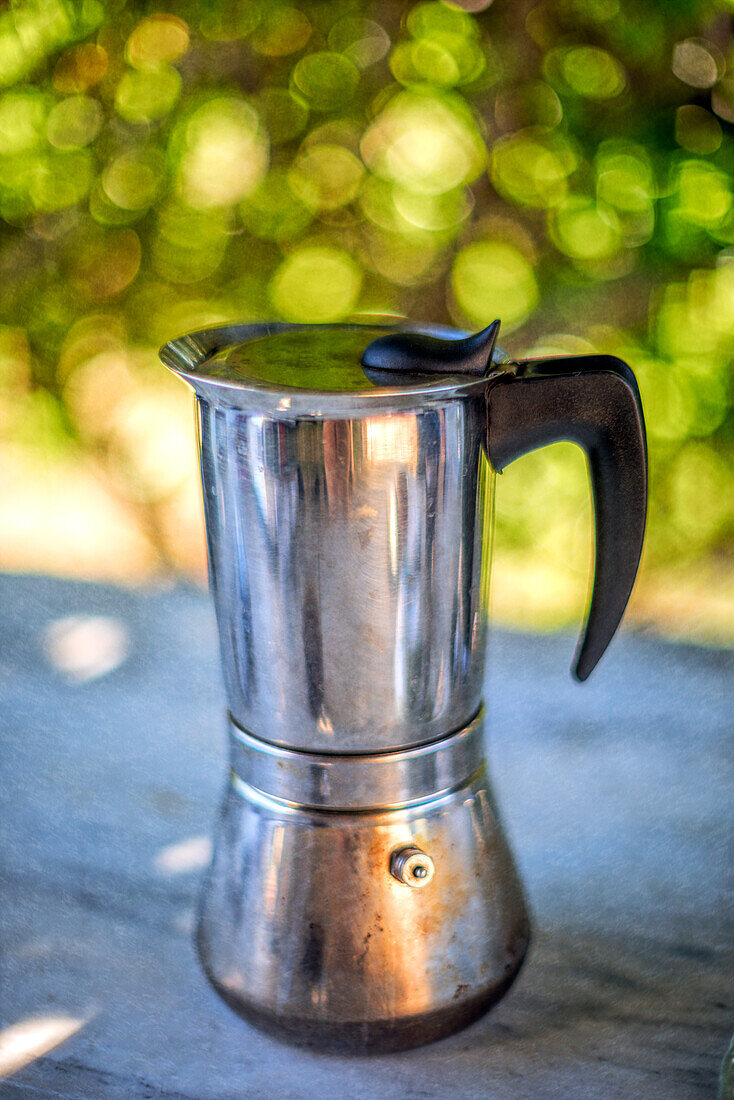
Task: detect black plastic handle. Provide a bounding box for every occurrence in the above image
[486,356,647,681]
[360,327,648,681]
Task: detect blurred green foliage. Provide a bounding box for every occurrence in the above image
[0,0,732,614]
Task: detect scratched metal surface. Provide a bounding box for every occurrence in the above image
[0,574,731,1099]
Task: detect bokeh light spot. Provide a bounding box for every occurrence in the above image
[252,7,311,57]
[362,89,485,194]
[178,98,268,209]
[392,34,485,88]
[551,196,621,260]
[668,443,732,549]
[673,160,732,229]
[595,144,653,211]
[448,0,495,9]
[54,43,107,93]
[491,129,577,208]
[595,144,654,245]
[550,46,626,100]
[47,95,102,149]
[328,17,390,69]
[289,144,364,211]
[390,40,455,87]
[675,105,722,155]
[126,14,190,70]
[451,240,537,330]
[672,38,723,89]
[292,52,360,112]
[44,615,128,681]
[115,66,181,123]
[392,184,472,230]
[712,77,734,124]
[0,90,47,155]
[155,835,212,874]
[407,2,478,39]
[103,149,165,211]
[270,245,362,321]
[110,385,196,500]
[359,174,407,232]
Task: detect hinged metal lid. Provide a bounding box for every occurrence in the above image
[160,321,508,416]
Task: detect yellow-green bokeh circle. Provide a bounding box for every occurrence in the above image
[270,245,362,321]
[451,240,538,330]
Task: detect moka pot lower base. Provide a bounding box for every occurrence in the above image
[197,711,530,1053]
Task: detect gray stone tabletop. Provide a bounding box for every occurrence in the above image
[0,574,732,1099]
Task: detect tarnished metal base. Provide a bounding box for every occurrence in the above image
[197,713,530,1053]
[205,966,521,1054]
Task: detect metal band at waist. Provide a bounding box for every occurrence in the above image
[228,711,485,811]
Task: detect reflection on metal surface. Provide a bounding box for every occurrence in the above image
[196,371,492,753]
[228,710,484,810]
[198,724,529,1053]
[43,615,128,683]
[363,413,418,465]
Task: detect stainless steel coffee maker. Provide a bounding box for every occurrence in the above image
[160,320,647,1052]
